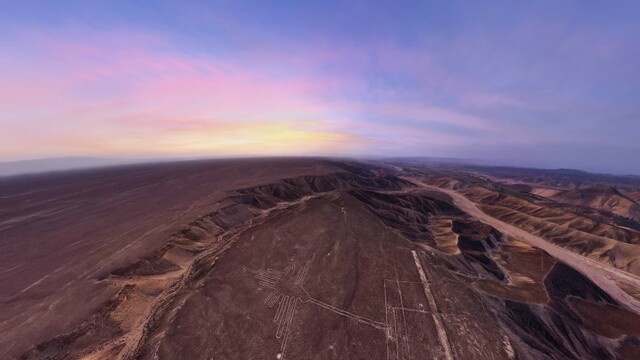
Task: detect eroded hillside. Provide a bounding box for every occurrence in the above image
[3,159,640,359]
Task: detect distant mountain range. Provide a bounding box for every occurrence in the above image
[2,155,639,179]
[0,157,140,177]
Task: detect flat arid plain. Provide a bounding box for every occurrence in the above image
[2,158,640,359]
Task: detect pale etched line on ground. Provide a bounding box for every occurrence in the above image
[259,281,277,289]
[294,264,303,285]
[294,260,311,287]
[266,268,282,279]
[280,297,299,360]
[306,298,388,330]
[392,307,469,316]
[274,295,286,323]
[256,274,278,283]
[384,278,433,285]
[393,305,400,360]
[256,275,277,283]
[392,307,429,314]
[393,306,469,317]
[285,264,295,275]
[276,296,291,339]
[393,262,411,358]
[265,292,276,305]
[381,280,400,360]
[115,195,322,359]
[256,274,279,286]
[383,279,415,285]
[267,291,278,307]
[412,250,454,360]
[384,280,390,360]
[392,307,421,360]
[301,261,311,285]
[244,266,281,289]
[250,258,391,358]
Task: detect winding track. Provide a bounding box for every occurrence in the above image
[404,177,640,315]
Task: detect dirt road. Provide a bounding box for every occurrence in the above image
[405,177,640,314]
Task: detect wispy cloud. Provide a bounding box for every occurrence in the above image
[1,1,639,173]
[0,27,367,158]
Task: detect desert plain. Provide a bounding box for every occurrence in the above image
[1,157,640,359]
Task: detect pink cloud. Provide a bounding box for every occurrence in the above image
[0,27,373,159]
[0,26,536,160]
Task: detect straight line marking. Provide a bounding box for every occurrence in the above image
[412,250,454,360]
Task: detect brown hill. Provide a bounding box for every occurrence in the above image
[551,185,640,220]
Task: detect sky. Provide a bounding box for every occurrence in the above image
[1,1,639,174]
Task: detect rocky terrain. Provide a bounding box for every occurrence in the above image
[2,158,640,359]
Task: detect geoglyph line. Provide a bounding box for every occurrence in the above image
[280,297,299,360]
[265,291,276,305]
[307,298,388,330]
[392,306,399,360]
[394,262,411,358]
[412,250,454,360]
[294,260,311,287]
[259,281,276,289]
[384,281,391,360]
[247,257,398,359]
[245,259,315,359]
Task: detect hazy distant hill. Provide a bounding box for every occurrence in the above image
[0,157,135,177]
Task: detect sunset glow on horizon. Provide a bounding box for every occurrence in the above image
[1,1,639,173]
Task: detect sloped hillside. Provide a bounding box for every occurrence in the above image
[552,185,640,220]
